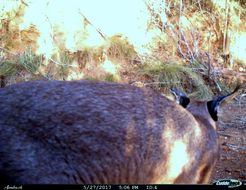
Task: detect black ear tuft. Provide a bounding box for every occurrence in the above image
[207,99,218,121]
[207,95,230,121]
[170,87,190,108]
[179,95,190,108]
[207,84,242,121]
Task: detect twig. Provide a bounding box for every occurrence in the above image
[223,0,231,65]
[166,25,190,62]
[190,30,199,59]
[78,10,107,41]
[205,52,211,82]
[215,80,222,92]
[197,0,203,12]
[48,58,73,67]
[21,0,29,6]
[179,30,195,62]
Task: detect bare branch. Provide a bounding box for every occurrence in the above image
[78,10,107,41]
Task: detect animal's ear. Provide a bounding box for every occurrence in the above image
[207,84,242,121]
[170,87,190,108]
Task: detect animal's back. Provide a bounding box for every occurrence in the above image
[0,80,215,184]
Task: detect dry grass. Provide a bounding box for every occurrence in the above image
[0,0,245,96]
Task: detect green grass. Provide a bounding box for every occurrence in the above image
[18,48,42,74]
[138,60,213,100]
[0,60,18,76]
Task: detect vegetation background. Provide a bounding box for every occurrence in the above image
[0,0,245,183]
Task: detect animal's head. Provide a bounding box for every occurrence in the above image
[170,85,242,129]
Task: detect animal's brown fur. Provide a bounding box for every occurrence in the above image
[0,80,234,184]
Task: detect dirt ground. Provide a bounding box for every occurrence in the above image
[211,95,246,183]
